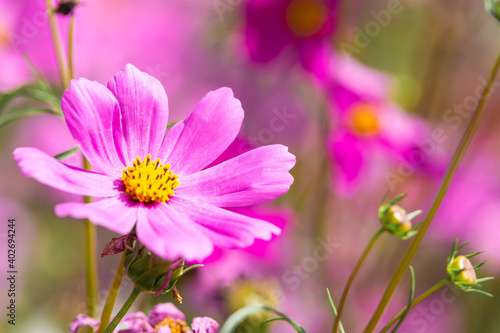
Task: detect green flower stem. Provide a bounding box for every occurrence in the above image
[103,288,142,333]
[364,50,500,332]
[83,157,99,319]
[380,278,450,333]
[97,251,127,333]
[45,0,68,88]
[332,228,385,333]
[68,15,75,80]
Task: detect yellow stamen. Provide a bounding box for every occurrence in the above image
[348,103,381,136]
[154,317,189,333]
[121,154,179,204]
[286,0,328,37]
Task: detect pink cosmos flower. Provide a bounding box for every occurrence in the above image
[70,302,218,333]
[14,64,295,261]
[243,0,338,64]
[314,53,445,195]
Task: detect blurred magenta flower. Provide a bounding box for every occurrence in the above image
[70,302,218,333]
[314,53,445,195]
[243,0,338,64]
[14,64,295,261]
[0,0,32,90]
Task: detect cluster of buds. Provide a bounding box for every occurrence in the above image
[378,194,421,240]
[446,238,493,296]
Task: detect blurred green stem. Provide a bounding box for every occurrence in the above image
[332,228,384,333]
[380,278,449,333]
[103,288,141,333]
[45,0,68,88]
[68,15,75,80]
[97,251,127,333]
[364,50,500,332]
[83,158,98,319]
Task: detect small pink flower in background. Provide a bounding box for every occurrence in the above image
[311,53,445,195]
[70,303,218,333]
[243,0,338,65]
[14,64,296,261]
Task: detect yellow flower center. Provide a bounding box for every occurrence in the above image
[286,0,328,37]
[0,24,10,48]
[122,154,179,204]
[154,317,189,333]
[348,103,381,136]
[453,255,477,285]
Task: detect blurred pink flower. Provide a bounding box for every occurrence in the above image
[243,0,338,65]
[314,53,445,195]
[70,303,218,333]
[14,64,295,261]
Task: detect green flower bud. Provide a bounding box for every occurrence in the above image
[123,241,182,293]
[378,194,420,240]
[446,238,494,296]
[448,255,477,285]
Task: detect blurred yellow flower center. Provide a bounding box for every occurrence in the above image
[453,255,477,285]
[286,0,328,37]
[154,317,189,333]
[0,24,10,47]
[122,154,179,204]
[348,103,381,136]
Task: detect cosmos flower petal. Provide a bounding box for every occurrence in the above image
[177,145,295,207]
[170,197,281,251]
[69,314,100,333]
[55,196,137,234]
[157,120,184,161]
[61,77,127,176]
[148,303,186,326]
[136,203,214,261]
[162,87,244,177]
[192,317,219,333]
[107,64,169,165]
[13,147,117,197]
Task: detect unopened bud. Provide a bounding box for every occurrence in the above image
[449,255,477,285]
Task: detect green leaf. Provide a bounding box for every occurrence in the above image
[220,304,306,333]
[391,266,415,333]
[0,83,61,112]
[164,264,204,293]
[326,288,345,333]
[0,108,61,129]
[406,210,422,221]
[485,0,500,23]
[54,147,80,161]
